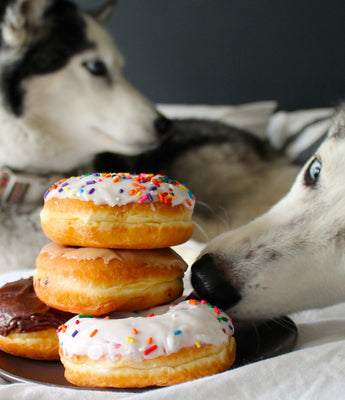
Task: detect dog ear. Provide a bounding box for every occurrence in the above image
[88,0,117,24]
[1,0,48,49]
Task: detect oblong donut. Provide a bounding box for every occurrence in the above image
[41,173,195,249]
[57,300,236,388]
[34,243,188,315]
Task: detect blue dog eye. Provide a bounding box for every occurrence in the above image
[309,159,321,180]
[304,158,321,186]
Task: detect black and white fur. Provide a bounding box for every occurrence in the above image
[191,106,345,320]
[0,0,171,272]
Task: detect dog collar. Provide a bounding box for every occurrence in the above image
[0,167,61,211]
[0,166,89,211]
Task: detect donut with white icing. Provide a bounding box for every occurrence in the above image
[57,300,236,388]
[41,173,195,249]
[34,242,188,315]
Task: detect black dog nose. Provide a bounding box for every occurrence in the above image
[154,115,173,135]
[191,254,242,310]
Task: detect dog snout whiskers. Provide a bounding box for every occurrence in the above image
[191,254,242,310]
[154,115,173,137]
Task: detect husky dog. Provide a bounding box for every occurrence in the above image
[0,0,171,272]
[191,106,345,320]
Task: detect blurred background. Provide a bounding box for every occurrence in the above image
[74,0,345,111]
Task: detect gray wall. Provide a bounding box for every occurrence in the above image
[74,0,345,110]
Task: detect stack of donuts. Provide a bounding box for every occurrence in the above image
[0,172,236,388]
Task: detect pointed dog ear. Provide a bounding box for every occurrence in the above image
[88,0,117,24]
[1,0,48,49]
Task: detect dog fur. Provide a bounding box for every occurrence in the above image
[0,0,171,272]
[191,107,345,320]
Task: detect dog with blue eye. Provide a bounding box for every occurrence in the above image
[191,107,345,320]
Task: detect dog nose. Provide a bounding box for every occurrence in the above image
[154,115,173,136]
[191,254,242,310]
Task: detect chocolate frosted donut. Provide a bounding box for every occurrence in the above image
[0,278,72,360]
[40,173,195,249]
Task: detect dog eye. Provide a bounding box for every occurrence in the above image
[304,158,321,186]
[82,60,108,76]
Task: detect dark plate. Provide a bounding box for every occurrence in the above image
[0,316,297,388]
[233,316,298,367]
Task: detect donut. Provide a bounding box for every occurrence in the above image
[0,277,72,360]
[40,172,196,249]
[34,242,188,315]
[57,300,235,388]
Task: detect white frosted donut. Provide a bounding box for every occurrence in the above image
[41,173,196,249]
[57,300,236,388]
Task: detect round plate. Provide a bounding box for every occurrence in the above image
[233,316,298,367]
[0,316,298,388]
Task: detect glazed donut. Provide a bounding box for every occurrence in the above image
[41,173,195,249]
[0,278,72,360]
[34,242,188,315]
[57,300,235,388]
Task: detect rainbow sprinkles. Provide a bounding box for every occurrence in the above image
[44,172,196,209]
